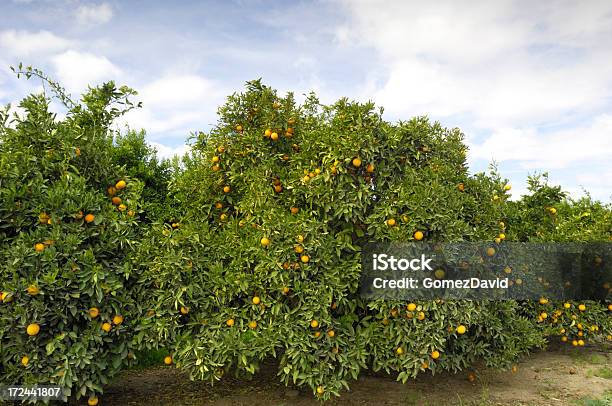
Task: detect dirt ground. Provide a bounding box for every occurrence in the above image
[88,344,611,406]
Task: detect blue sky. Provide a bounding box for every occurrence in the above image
[1,0,611,201]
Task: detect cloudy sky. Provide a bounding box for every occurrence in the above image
[1,0,611,201]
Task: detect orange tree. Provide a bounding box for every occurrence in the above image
[502,174,612,348]
[0,67,145,403]
[136,80,547,399]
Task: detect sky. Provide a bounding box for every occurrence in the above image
[1,0,611,201]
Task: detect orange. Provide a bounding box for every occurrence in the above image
[539,297,548,305]
[457,183,465,192]
[111,196,121,205]
[407,303,417,312]
[226,318,235,327]
[431,350,440,360]
[88,396,99,406]
[366,163,375,173]
[26,285,39,295]
[295,245,304,254]
[252,296,261,305]
[115,180,127,190]
[212,155,220,163]
[456,325,467,335]
[223,185,231,193]
[352,157,362,168]
[578,304,586,311]
[235,124,243,132]
[290,207,299,215]
[164,355,173,365]
[180,306,190,315]
[467,372,476,382]
[511,365,518,373]
[248,320,257,329]
[264,129,272,137]
[327,330,335,337]
[504,184,512,191]
[386,218,396,227]
[414,231,424,241]
[282,287,290,295]
[217,146,225,153]
[101,322,112,332]
[212,164,221,171]
[260,237,270,247]
[107,186,117,196]
[396,347,403,355]
[297,234,304,243]
[301,255,310,263]
[85,214,95,223]
[26,323,40,336]
[35,243,45,252]
[21,355,29,366]
[316,386,324,395]
[273,185,283,193]
[310,319,319,328]
[270,132,279,141]
[89,308,99,318]
[118,204,127,212]
[486,247,496,257]
[561,336,568,342]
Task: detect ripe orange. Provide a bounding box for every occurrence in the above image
[290,207,299,215]
[223,185,231,193]
[352,157,362,168]
[417,311,425,321]
[35,243,45,252]
[511,365,518,373]
[21,355,29,366]
[549,207,557,215]
[608,304,612,311]
[212,164,221,172]
[115,180,126,190]
[467,372,476,382]
[396,347,403,355]
[164,355,173,365]
[217,146,225,153]
[297,234,304,243]
[26,285,39,295]
[212,155,220,163]
[226,318,235,327]
[248,320,257,329]
[456,325,467,335]
[327,330,335,337]
[310,320,319,328]
[486,247,496,257]
[578,304,586,311]
[316,386,324,395]
[88,396,99,406]
[264,129,272,137]
[386,218,396,227]
[270,132,279,141]
[101,323,112,332]
[252,296,261,305]
[235,124,243,132]
[407,303,417,312]
[118,204,127,212]
[260,237,270,247]
[539,297,548,305]
[89,308,99,318]
[111,196,121,205]
[431,350,440,360]
[273,185,283,193]
[301,255,310,263]
[180,306,189,315]
[85,214,95,223]
[414,231,424,241]
[457,183,465,192]
[578,339,585,346]
[295,245,304,254]
[282,286,290,295]
[366,163,375,173]
[26,323,40,336]
[561,336,568,342]
[422,362,429,369]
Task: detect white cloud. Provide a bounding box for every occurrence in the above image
[340,0,612,128]
[75,3,113,26]
[149,142,191,159]
[122,74,226,136]
[51,50,122,94]
[0,29,74,57]
[469,114,612,169]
